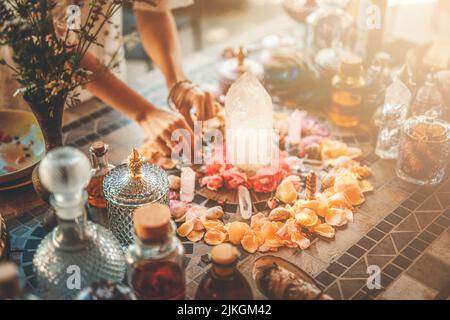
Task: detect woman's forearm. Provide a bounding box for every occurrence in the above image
[82,52,155,122]
[134,9,186,88]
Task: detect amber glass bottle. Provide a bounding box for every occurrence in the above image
[195,244,253,300]
[126,203,185,300]
[86,141,114,208]
[329,55,365,128]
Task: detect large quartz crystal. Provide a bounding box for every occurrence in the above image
[225,73,274,170]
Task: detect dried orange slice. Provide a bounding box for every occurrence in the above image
[204,229,227,245]
[187,230,205,242]
[177,220,194,237]
[313,223,335,238]
[226,221,250,245]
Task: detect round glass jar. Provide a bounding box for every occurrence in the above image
[103,149,169,247]
[396,115,450,186]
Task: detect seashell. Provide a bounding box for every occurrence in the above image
[305,142,322,160]
[241,230,260,253]
[327,192,351,209]
[202,219,227,233]
[295,209,319,228]
[325,208,348,227]
[291,230,311,249]
[204,229,227,245]
[226,221,250,245]
[250,212,268,230]
[168,175,181,190]
[177,220,194,237]
[267,198,279,210]
[185,205,207,221]
[261,221,281,239]
[192,217,205,231]
[334,172,365,206]
[313,223,335,238]
[275,180,298,204]
[359,180,374,193]
[320,172,335,190]
[169,200,192,220]
[268,207,292,221]
[282,175,302,192]
[187,230,204,242]
[352,165,372,179]
[252,256,328,300]
[206,206,224,220]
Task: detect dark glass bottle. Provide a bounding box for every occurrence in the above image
[86,141,114,208]
[0,262,38,300]
[195,243,253,300]
[329,55,365,128]
[126,203,185,300]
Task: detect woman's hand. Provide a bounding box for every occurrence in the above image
[138,107,193,157]
[169,80,216,128]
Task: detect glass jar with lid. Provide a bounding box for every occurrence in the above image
[103,148,169,247]
[396,114,450,186]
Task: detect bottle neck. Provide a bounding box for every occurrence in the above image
[134,223,178,260]
[52,196,88,250]
[91,152,109,169]
[212,261,238,278]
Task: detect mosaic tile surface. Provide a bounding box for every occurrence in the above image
[2,17,450,300]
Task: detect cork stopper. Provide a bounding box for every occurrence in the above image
[340,55,363,76]
[133,203,171,243]
[127,148,143,179]
[211,244,239,266]
[89,141,108,157]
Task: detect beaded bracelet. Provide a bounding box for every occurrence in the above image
[167,79,194,112]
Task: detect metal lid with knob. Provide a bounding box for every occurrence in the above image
[103,148,169,207]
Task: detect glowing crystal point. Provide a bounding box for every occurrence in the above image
[225,73,274,170]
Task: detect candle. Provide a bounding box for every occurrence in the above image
[225,73,274,170]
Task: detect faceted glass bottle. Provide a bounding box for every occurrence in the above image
[410,73,445,118]
[0,262,38,300]
[329,55,365,128]
[86,141,115,208]
[33,147,126,300]
[126,203,185,300]
[365,60,386,122]
[195,244,253,300]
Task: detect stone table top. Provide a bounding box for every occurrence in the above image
[1,16,449,300]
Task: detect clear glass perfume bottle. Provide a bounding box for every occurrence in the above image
[103,149,169,247]
[86,141,115,209]
[375,73,412,159]
[126,203,185,300]
[0,262,38,300]
[195,243,253,300]
[365,59,386,122]
[33,147,126,300]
